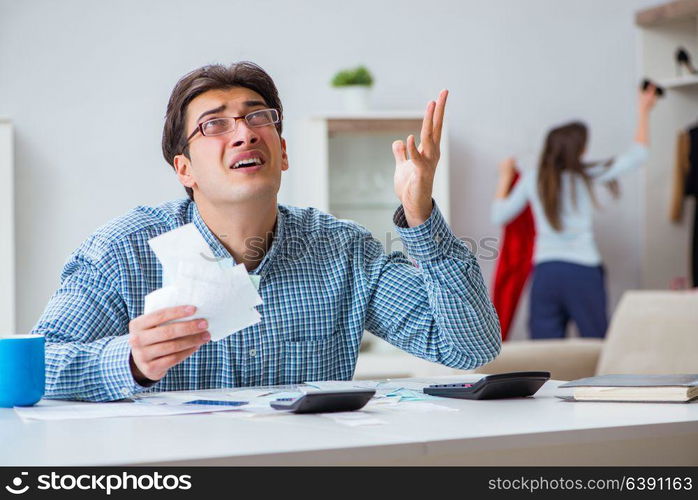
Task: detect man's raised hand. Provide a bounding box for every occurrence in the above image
[392,89,448,227]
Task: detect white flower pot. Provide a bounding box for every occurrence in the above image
[336,85,371,113]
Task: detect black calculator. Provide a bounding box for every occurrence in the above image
[423,371,550,400]
[270,390,376,414]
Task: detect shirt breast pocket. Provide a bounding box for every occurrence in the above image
[282,334,348,384]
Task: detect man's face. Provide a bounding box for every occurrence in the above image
[174,87,288,205]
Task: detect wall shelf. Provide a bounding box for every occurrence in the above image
[636,0,698,27]
[312,111,426,120]
[658,74,698,88]
[316,112,427,135]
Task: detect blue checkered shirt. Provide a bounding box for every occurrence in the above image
[33,198,501,401]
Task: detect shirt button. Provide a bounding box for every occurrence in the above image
[249,349,257,357]
[121,388,131,396]
[434,234,443,243]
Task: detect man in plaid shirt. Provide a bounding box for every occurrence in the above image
[33,62,501,401]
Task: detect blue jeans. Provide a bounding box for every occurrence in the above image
[529,261,608,339]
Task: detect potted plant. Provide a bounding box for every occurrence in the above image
[331,65,374,112]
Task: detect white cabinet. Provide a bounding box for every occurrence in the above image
[0,119,14,334]
[294,112,452,375]
[296,111,450,237]
[636,1,698,287]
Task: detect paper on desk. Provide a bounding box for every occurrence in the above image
[210,389,310,418]
[130,391,283,419]
[321,411,387,426]
[144,224,263,341]
[226,389,283,401]
[14,402,245,421]
[390,401,459,412]
[364,398,400,408]
[303,381,378,392]
[303,380,431,394]
[384,388,433,402]
[232,390,305,409]
[377,380,437,391]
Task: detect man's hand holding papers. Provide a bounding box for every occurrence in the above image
[128,224,263,384]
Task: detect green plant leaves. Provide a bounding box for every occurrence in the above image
[331,65,374,87]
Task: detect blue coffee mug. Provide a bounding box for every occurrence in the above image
[0,334,45,407]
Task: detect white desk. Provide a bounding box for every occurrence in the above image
[2,377,697,466]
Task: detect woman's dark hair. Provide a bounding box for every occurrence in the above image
[161,62,283,200]
[536,121,619,231]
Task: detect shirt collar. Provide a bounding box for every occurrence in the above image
[188,201,232,261]
[187,200,287,276]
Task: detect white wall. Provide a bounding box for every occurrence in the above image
[0,120,14,334]
[0,0,659,337]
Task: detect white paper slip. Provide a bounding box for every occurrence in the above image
[144,281,261,341]
[187,261,262,307]
[14,402,245,421]
[148,224,213,287]
[144,224,264,341]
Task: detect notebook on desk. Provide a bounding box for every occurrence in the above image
[558,374,698,403]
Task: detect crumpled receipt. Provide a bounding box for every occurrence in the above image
[143,224,263,341]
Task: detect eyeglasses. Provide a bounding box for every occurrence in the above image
[186,108,281,143]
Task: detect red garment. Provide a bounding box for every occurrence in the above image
[491,174,535,340]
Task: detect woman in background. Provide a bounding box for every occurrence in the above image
[491,87,657,339]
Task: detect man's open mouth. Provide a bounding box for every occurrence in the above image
[230,157,265,169]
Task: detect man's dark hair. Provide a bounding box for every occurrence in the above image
[161,61,283,200]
